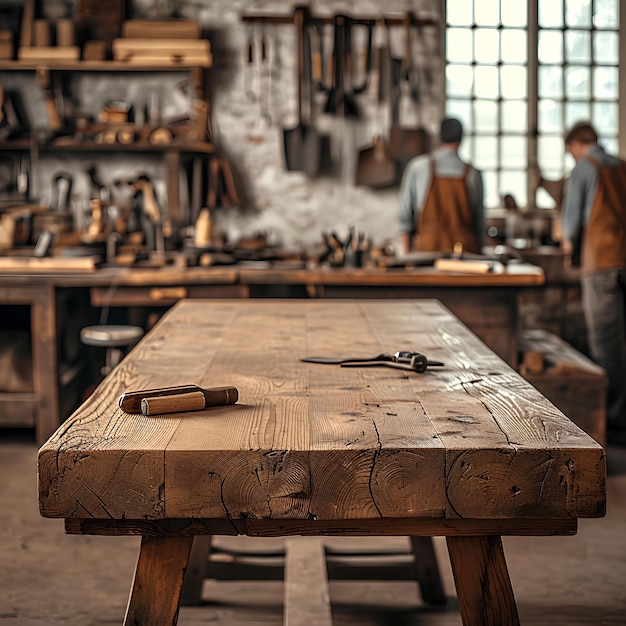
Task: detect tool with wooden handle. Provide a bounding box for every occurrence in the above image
[119,384,238,414]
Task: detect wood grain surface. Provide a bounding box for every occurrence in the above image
[38,300,605,522]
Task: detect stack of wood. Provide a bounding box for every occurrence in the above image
[519,329,607,445]
[112,20,211,67]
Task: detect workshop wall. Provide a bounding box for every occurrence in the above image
[35,0,443,250]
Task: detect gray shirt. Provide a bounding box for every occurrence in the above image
[398,146,485,247]
[563,144,622,245]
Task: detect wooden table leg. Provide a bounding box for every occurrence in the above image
[410,536,446,605]
[124,535,194,626]
[181,535,213,606]
[446,535,520,626]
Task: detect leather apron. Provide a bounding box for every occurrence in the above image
[415,157,479,254]
[581,156,626,273]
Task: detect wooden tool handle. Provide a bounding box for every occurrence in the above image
[203,385,239,407]
[141,391,206,415]
[119,384,239,413]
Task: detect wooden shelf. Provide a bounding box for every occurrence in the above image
[0,60,210,71]
[0,140,214,154]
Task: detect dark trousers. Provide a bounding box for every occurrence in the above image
[581,268,626,433]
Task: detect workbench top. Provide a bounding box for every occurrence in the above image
[0,262,545,287]
[38,299,603,523]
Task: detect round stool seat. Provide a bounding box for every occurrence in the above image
[80,325,144,348]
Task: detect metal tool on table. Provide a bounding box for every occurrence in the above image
[301,351,444,373]
[119,384,239,416]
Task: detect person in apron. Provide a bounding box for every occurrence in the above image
[397,117,484,255]
[563,121,626,445]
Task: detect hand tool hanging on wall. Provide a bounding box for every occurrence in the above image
[388,13,430,178]
[283,6,322,172]
[356,20,396,188]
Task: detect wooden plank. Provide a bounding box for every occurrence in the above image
[124,535,193,626]
[64,517,579,538]
[447,535,520,626]
[284,538,332,626]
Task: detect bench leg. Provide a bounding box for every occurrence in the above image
[410,536,447,605]
[124,535,194,626]
[446,535,519,626]
[181,535,213,606]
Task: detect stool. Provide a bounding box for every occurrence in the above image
[80,325,144,376]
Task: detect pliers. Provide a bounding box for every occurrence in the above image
[301,351,444,373]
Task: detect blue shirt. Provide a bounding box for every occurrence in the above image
[398,146,485,247]
[563,144,622,245]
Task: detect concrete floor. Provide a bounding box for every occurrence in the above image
[1,430,626,626]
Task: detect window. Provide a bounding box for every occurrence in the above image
[445,0,620,209]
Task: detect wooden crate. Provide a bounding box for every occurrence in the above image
[520,329,607,445]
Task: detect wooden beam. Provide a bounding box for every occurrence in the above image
[284,538,332,626]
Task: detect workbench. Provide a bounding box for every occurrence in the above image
[37,299,606,626]
[0,263,544,442]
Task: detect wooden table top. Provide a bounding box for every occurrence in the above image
[2,262,544,288]
[38,299,604,524]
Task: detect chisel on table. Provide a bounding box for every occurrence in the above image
[119,384,238,415]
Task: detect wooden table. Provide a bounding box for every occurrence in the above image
[38,299,605,625]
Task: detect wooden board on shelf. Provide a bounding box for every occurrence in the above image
[121,20,202,40]
[112,38,211,66]
[18,46,81,61]
[0,256,99,272]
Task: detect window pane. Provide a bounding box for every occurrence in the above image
[539,0,563,27]
[447,28,473,62]
[538,31,563,63]
[538,136,565,170]
[500,137,527,168]
[566,31,591,63]
[447,0,473,26]
[446,64,474,97]
[501,0,527,27]
[475,0,499,26]
[593,66,618,99]
[566,0,592,27]
[538,99,563,132]
[500,66,527,99]
[501,30,527,63]
[602,137,619,155]
[594,31,618,64]
[482,171,500,208]
[474,100,499,132]
[500,171,527,206]
[538,66,563,98]
[593,0,619,28]
[474,66,499,98]
[536,187,558,209]
[474,136,498,169]
[565,101,591,127]
[501,101,527,132]
[446,100,473,131]
[592,102,618,135]
[474,29,499,64]
[459,137,473,162]
[565,66,590,99]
